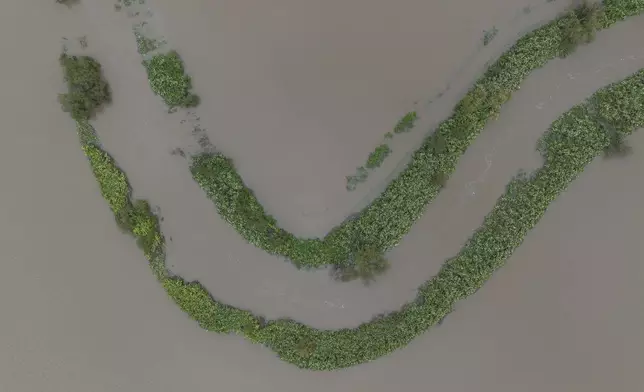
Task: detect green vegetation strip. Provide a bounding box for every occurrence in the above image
[78,65,644,370]
[63,0,644,371]
[190,1,639,271]
[143,50,200,107]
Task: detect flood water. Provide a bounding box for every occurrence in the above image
[0,0,642,391]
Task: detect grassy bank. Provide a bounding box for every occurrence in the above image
[64,9,644,370]
[190,1,641,273]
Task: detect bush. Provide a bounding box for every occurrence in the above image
[345,166,369,191]
[365,144,391,169]
[393,111,418,133]
[143,50,200,108]
[331,246,390,284]
[189,1,643,272]
[558,1,605,57]
[56,0,80,7]
[59,54,111,120]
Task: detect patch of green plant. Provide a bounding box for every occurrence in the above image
[135,32,161,55]
[330,246,390,285]
[482,26,499,46]
[143,50,200,108]
[558,1,605,57]
[345,166,368,191]
[189,1,644,272]
[59,53,111,120]
[393,111,418,133]
[56,0,80,7]
[366,144,391,169]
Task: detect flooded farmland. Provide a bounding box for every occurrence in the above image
[0,0,641,391]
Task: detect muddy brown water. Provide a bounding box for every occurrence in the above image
[0,0,642,391]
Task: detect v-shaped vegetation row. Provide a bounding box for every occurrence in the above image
[62,0,644,370]
[187,0,636,274]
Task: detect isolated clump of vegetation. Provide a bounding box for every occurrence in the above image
[393,111,418,133]
[558,1,605,57]
[345,166,368,191]
[482,26,498,45]
[135,33,161,55]
[143,50,200,108]
[59,53,111,120]
[331,246,389,284]
[56,0,80,7]
[588,99,634,158]
[366,144,391,169]
[76,2,644,370]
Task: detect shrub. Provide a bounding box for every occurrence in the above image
[345,166,368,191]
[59,54,111,120]
[558,1,605,57]
[143,50,200,108]
[393,111,418,133]
[365,144,391,169]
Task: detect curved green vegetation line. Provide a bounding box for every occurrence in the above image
[189,0,643,270]
[78,69,644,369]
[64,0,644,371]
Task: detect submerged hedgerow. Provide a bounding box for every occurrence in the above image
[190,0,641,273]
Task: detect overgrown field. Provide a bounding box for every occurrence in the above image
[63,0,644,371]
[189,1,635,276]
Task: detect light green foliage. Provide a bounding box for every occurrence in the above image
[393,111,418,133]
[59,54,111,120]
[143,50,200,107]
[189,1,643,271]
[366,144,391,169]
[82,144,130,213]
[56,0,80,7]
